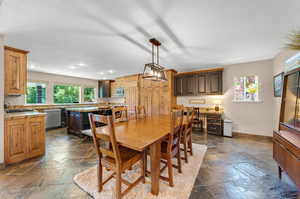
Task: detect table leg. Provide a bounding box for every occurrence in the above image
[150,140,161,195]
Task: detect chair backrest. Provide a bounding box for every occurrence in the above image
[172,104,184,110]
[112,106,128,123]
[184,107,194,134]
[134,105,146,120]
[166,109,184,153]
[88,113,121,165]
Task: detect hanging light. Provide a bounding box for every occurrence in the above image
[142,38,168,81]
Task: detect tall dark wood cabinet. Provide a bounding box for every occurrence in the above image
[274,68,300,191]
[98,80,113,98]
[174,69,223,96]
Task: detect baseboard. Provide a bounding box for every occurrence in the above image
[232,132,273,142]
[0,162,6,170]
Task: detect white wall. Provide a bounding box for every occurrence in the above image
[223,59,274,136]
[273,49,300,130]
[0,35,4,164]
[5,71,99,105]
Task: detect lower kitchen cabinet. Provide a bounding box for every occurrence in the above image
[5,115,46,164]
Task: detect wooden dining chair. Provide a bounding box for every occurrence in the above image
[172,104,184,110]
[88,113,145,199]
[181,108,194,163]
[134,105,146,120]
[145,109,183,187]
[112,106,128,123]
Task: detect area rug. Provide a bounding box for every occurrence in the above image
[73,144,207,199]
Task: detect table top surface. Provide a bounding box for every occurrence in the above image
[95,115,184,151]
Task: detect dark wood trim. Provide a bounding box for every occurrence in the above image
[232,132,273,142]
[175,68,224,76]
[284,67,300,76]
[4,46,29,54]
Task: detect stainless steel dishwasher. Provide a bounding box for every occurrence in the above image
[44,109,62,129]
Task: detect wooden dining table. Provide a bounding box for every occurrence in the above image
[95,115,187,195]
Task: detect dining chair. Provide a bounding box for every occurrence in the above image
[112,106,129,123]
[134,105,146,120]
[88,113,145,199]
[192,107,203,131]
[181,108,194,163]
[172,104,184,110]
[145,109,183,187]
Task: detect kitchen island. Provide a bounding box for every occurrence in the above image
[66,107,112,136]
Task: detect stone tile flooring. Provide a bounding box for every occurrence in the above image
[0,128,298,199]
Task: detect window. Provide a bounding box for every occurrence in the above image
[83,88,95,102]
[26,82,46,104]
[53,85,80,104]
[234,76,259,102]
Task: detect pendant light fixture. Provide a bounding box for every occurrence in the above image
[142,38,167,81]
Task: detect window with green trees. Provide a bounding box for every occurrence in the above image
[26,82,47,104]
[54,85,80,104]
[84,88,95,102]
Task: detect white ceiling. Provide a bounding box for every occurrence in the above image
[1,0,300,80]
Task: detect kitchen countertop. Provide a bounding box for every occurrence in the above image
[65,107,102,112]
[5,111,47,119]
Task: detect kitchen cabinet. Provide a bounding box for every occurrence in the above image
[98,80,113,98]
[183,75,196,96]
[4,46,29,96]
[27,116,45,158]
[174,69,223,96]
[206,71,222,94]
[5,115,45,164]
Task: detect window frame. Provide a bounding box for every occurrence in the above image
[233,75,261,103]
[25,81,48,105]
[53,84,82,104]
[83,87,96,103]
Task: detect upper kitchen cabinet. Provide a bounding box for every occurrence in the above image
[98,80,113,98]
[205,71,223,95]
[4,46,29,96]
[175,69,223,96]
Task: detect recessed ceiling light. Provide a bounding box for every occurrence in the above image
[108,70,114,74]
[103,77,107,80]
[77,62,86,67]
[69,66,76,69]
[98,72,104,75]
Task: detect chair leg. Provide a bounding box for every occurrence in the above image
[116,170,122,199]
[167,156,174,187]
[188,135,193,156]
[177,147,182,173]
[183,138,188,163]
[141,153,146,183]
[97,160,103,192]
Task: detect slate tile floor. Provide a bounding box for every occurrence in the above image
[0,128,298,199]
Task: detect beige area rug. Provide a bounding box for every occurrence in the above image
[73,144,207,199]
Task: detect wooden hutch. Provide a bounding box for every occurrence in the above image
[274,67,300,190]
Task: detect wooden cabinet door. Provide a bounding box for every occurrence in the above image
[5,118,28,164]
[5,49,27,95]
[175,76,183,96]
[27,116,45,158]
[206,72,222,94]
[196,74,206,95]
[183,75,196,96]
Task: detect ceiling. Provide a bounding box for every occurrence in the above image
[1,0,300,80]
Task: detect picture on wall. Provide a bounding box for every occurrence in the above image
[273,72,284,97]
